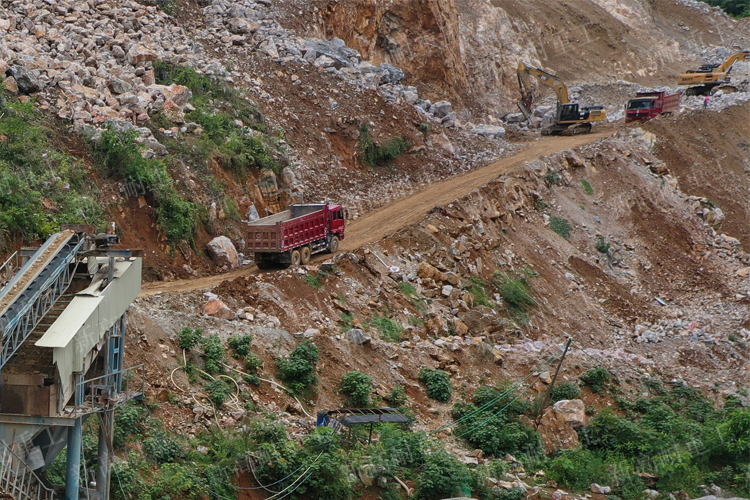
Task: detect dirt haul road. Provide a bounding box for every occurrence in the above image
[140,131,613,296]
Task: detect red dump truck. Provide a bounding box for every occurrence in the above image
[245,203,346,268]
[625,90,682,122]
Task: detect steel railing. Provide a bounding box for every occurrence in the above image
[0,440,54,500]
[0,236,85,369]
[65,364,146,419]
[0,252,19,290]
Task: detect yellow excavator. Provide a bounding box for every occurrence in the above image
[516,62,606,135]
[678,51,750,95]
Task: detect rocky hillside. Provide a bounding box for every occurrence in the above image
[2,0,750,498]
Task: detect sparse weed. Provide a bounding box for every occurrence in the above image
[550,216,572,240]
[370,313,405,342]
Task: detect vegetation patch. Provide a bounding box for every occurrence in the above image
[277,340,319,394]
[340,371,374,407]
[494,273,536,319]
[0,99,105,244]
[359,123,410,167]
[550,216,572,240]
[581,178,594,195]
[595,236,611,254]
[369,313,404,342]
[419,368,453,402]
[580,366,612,394]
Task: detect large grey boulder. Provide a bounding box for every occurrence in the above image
[207,236,240,269]
[7,66,40,94]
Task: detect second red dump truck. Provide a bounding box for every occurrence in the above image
[244,203,346,269]
[625,90,682,122]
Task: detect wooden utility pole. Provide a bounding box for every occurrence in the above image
[536,338,572,423]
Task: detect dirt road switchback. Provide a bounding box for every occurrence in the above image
[140,131,613,296]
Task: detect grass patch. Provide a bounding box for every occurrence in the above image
[466,277,494,307]
[550,216,572,240]
[494,273,536,318]
[0,99,105,243]
[581,179,594,195]
[399,282,428,313]
[359,123,410,167]
[595,236,611,254]
[369,313,405,342]
[304,274,324,289]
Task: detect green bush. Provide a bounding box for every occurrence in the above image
[548,449,610,490]
[179,327,204,350]
[144,429,183,464]
[581,178,594,195]
[206,379,233,408]
[305,274,323,289]
[419,368,453,402]
[704,0,750,17]
[386,384,409,407]
[722,409,750,457]
[370,313,404,342]
[277,340,319,394]
[228,334,252,358]
[497,487,527,500]
[580,366,612,394]
[545,170,563,185]
[596,236,611,254]
[92,127,196,243]
[550,216,572,240]
[114,401,147,448]
[359,123,409,166]
[550,381,582,403]
[467,277,493,307]
[340,371,373,407]
[495,274,536,317]
[415,450,472,500]
[200,334,226,374]
[0,100,105,242]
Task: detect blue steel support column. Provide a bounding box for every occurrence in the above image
[66,372,84,500]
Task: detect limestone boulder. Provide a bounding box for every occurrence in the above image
[207,236,240,269]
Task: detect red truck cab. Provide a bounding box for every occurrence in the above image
[245,203,346,268]
[626,90,681,122]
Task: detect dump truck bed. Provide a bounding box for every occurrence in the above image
[245,204,331,253]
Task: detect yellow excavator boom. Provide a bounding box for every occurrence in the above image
[678,51,750,88]
[515,62,605,135]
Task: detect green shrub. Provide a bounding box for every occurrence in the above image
[722,409,750,457]
[228,334,252,358]
[581,179,594,195]
[497,487,526,500]
[305,274,323,289]
[550,381,582,403]
[467,277,493,307]
[92,127,196,243]
[545,170,563,185]
[114,401,146,448]
[596,236,611,254]
[370,314,404,342]
[548,449,610,490]
[178,327,204,350]
[359,123,410,166]
[386,384,409,407]
[144,429,183,464]
[415,450,472,500]
[200,334,226,374]
[580,366,612,394]
[277,340,319,394]
[206,379,233,408]
[495,274,536,316]
[340,371,373,407]
[419,368,453,402]
[550,216,572,240]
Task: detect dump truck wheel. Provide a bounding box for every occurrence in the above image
[329,236,340,253]
[291,250,301,266]
[300,246,311,265]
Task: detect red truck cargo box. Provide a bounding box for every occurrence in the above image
[245,204,344,253]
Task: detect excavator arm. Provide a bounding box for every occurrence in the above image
[517,62,571,109]
[717,51,750,73]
